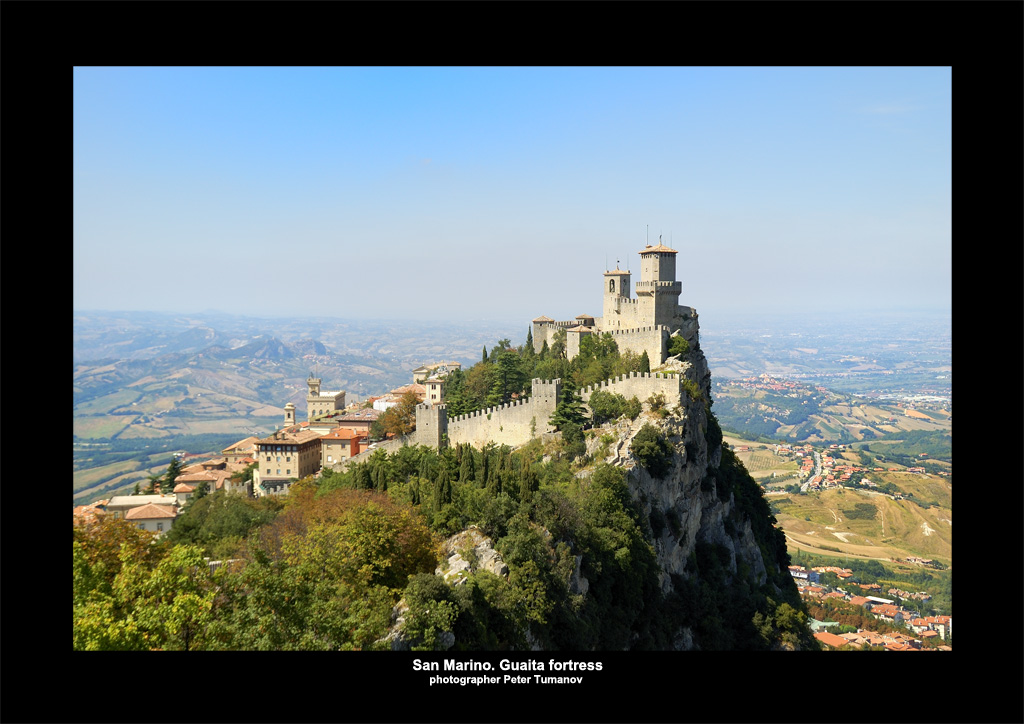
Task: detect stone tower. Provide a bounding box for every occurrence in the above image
[602,263,632,330]
[636,237,681,327]
[306,374,321,421]
[284,402,296,428]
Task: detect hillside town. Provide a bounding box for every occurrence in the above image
[790,565,952,650]
[72,363,462,530]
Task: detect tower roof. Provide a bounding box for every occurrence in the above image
[639,243,677,255]
[603,268,631,275]
[532,315,555,323]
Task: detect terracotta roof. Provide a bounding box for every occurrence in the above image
[173,483,196,493]
[814,632,849,649]
[125,504,177,521]
[638,243,678,254]
[321,427,364,441]
[566,325,594,333]
[575,314,595,319]
[223,436,259,453]
[532,315,555,323]
[256,429,323,445]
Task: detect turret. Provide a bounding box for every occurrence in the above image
[284,402,296,427]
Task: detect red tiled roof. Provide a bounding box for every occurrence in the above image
[125,504,177,521]
[814,632,849,648]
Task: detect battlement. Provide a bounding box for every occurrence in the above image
[601,324,668,336]
[579,370,680,397]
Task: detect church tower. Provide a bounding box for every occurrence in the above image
[284,402,296,428]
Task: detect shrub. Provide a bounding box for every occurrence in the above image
[668,335,690,357]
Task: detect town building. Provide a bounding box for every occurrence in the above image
[124,504,177,536]
[105,494,179,520]
[253,429,323,497]
[320,427,367,471]
[306,374,346,422]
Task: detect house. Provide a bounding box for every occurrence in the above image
[320,427,366,471]
[73,500,108,526]
[222,436,259,463]
[124,503,177,536]
[423,377,445,406]
[105,494,178,520]
[814,631,850,649]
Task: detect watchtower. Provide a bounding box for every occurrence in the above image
[636,236,682,327]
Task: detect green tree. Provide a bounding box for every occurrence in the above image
[549,387,588,431]
[667,334,690,357]
[164,456,184,495]
[639,350,651,374]
[588,389,629,426]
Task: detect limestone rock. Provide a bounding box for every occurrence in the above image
[436,526,508,584]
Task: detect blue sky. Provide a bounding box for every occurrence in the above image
[74,67,951,324]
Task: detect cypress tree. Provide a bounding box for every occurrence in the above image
[459,447,476,486]
[434,466,452,508]
[482,346,488,364]
[640,350,651,374]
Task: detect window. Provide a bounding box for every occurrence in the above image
[327,455,333,463]
[266,469,271,475]
[609,279,615,293]
[157,522,164,532]
[286,456,291,462]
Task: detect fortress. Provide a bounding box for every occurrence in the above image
[532,237,699,364]
[337,238,702,466]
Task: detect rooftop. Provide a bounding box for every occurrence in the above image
[125,504,178,521]
[639,242,678,254]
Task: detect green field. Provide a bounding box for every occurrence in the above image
[73,415,137,439]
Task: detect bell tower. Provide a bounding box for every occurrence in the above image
[602,260,632,329]
[284,402,296,428]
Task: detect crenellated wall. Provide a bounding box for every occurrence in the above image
[578,371,684,410]
[448,378,562,449]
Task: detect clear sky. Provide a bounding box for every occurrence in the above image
[74,67,951,324]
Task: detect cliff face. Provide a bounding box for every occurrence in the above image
[589,330,803,649]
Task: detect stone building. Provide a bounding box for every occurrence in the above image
[532,237,698,364]
[306,374,346,421]
[253,428,323,497]
[320,427,367,471]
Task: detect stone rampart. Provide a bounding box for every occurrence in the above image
[448,378,561,449]
[578,371,684,410]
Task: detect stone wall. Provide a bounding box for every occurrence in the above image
[448,378,562,449]
[578,370,684,410]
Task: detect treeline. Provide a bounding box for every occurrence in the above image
[858,430,951,462]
